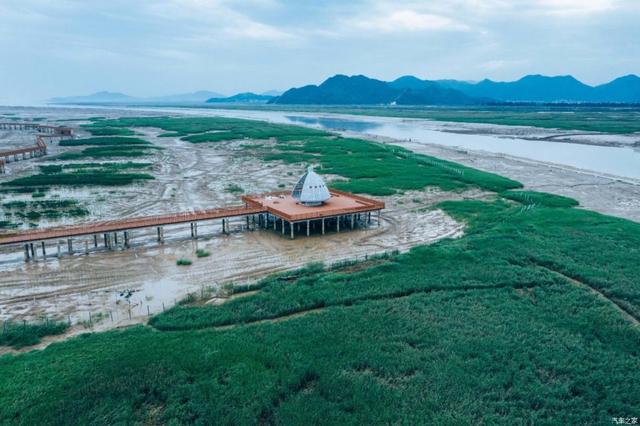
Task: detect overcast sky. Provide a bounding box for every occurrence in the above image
[0,0,638,104]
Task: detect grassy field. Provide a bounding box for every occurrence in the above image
[82,127,135,136]
[84,116,329,140]
[0,322,69,349]
[0,117,638,424]
[1,194,639,424]
[55,136,159,160]
[59,136,150,147]
[1,171,154,188]
[2,199,89,220]
[261,135,520,194]
[85,116,521,194]
[1,162,154,189]
[203,104,640,133]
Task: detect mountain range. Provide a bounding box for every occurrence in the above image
[271,74,640,105]
[205,92,276,104]
[48,74,640,106]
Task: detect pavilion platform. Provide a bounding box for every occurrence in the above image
[242,189,385,238]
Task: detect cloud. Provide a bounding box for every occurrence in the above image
[147,0,296,41]
[347,8,470,33]
[531,0,619,16]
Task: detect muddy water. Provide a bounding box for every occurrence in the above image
[0,119,474,328]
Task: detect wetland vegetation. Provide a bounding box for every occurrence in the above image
[1,116,638,424]
[0,321,69,349]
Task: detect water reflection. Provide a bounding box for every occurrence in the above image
[285,115,382,133]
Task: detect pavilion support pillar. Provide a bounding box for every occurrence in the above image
[306,220,310,237]
[321,218,325,235]
[246,216,250,228]
[24,244,30,261]
[157,226,164,243]
[57,241,61,257]
[281,218,285,235]
[113,232,118,246]
[124,231,130,248]
[290,222,294,240]
[93,235,98,247]
[104,233,108,248]
[67,238,73,254]
[84,241,89,255]
[222,219,227,234]
[337,216,340,233]
[41,241,46,257]
[351,214,355,229]
[378,210,381,227]
[190,222,195,238]
[273,217,277,231]
[368,212,372,225]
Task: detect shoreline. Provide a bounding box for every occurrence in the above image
[355,131,640,223]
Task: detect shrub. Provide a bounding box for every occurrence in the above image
[196,249,210,258]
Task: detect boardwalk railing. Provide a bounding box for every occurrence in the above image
[0,205,266,245]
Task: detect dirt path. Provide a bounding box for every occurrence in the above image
[538,265,640,328]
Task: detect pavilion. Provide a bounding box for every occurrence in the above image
[242,167,384,239]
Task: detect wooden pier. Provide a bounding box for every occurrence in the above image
[0,123,74,174]
[0,190,384,261]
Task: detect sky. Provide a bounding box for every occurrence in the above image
[0,0,638,104]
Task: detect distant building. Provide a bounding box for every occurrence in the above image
[54,127,74,137]
[291,166,331,207]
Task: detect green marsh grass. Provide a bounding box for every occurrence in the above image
[1,117,639,424]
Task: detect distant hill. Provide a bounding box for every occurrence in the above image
[438,75,593,102]
[206,92,275,104]
[49,90,224,105]
[439,74,640,103]
[261,90,284,97]
[592,75,640,103]
[49,91,135,104]
[272,75,477,105]
[271,74,640,105]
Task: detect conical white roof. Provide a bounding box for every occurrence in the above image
[292,166,331,206]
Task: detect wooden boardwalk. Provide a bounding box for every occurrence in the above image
[0,205,265,246]
[0,123,73,173]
